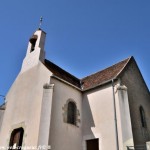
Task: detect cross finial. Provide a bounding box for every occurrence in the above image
[39,16,43,29]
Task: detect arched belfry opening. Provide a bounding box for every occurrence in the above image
[29,35,38,52]
[21,29,46,73]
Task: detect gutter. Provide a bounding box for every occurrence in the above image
[112,79,119,150]
[51,74,120,93]
[82,79,115,92]
[51,75,81,91]
[51,75,118,92]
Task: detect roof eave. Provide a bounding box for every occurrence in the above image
[82,78,119,92]
[115,56,132,78]
[51,75,81,91]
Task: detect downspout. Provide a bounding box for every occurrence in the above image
[112,79,119,150]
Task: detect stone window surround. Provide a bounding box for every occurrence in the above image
[62,99,80,127]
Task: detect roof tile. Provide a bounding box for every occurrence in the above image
[81,57,131,90]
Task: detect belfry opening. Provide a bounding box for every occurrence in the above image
[29,35,38,52]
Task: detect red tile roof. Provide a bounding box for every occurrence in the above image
[81,57,131,90]
[44,57,132,90]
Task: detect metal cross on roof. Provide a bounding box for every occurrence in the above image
[39,16,43,29]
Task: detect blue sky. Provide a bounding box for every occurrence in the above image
[0,0,150,104]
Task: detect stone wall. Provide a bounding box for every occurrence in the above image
[120,59,150,145]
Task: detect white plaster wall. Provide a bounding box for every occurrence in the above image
[82,84,117,150]
[0,61,52,148]
[115,85,134,150]
[0,109,4,132]
[49,78,83,150]
[37,84,54,148]
[147,141,150,150]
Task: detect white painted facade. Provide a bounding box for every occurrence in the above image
[0,29,52,148]
[49,78,83,150]
[0,29,145,150]
[82,83,133,150]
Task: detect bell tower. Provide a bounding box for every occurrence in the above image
[21,28,46,73]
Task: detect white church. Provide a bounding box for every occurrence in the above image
[0,28,150,150]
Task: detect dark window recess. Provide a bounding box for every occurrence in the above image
[29,35,38,52]
[67,101,76,125]
[86,139,99,150]
[9,128,24,150]
[140,106,147,128]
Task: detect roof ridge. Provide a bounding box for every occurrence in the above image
[114,56,133,78]
[81,56,132,80]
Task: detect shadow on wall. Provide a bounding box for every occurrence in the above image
[82,94,95,139]
[82,84,111,139]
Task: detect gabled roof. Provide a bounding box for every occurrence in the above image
[44,59,81,88]
[44,57,132,90]
[81,57,131,90]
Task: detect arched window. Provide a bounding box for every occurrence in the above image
[9,127,24,150]
[67,101,77,125]
[139,106,147,128]
[29,35,38,52]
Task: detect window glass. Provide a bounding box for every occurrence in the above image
[140,106,147,128]
[67,101,76,125]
